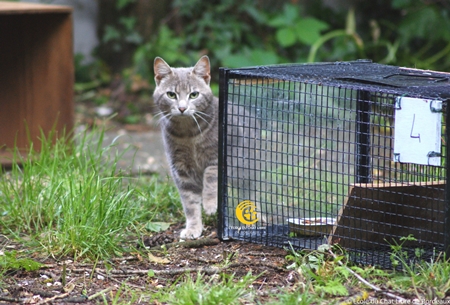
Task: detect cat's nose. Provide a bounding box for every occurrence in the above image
[178,107,187,113]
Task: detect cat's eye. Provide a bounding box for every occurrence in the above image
[189,92,199,99]
[166,92,177,99]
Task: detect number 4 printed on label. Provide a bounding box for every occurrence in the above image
[394,97,442,166]
[409,114,421,142]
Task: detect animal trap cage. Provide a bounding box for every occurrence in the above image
[218,60,450,268]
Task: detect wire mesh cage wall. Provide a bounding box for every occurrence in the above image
[218,60,450,268]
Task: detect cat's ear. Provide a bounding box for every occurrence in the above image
[192,55,211,85]
[154,57,173,86]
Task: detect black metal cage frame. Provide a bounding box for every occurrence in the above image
[218,60,450,268]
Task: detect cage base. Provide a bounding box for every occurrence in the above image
[224,224,444,269]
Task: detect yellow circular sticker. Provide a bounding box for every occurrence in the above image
[236,200,258,225]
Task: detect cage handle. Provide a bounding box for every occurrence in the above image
[383,72,449,83]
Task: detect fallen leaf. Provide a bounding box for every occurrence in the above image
[146,222,171,232]
[148,252,170,264]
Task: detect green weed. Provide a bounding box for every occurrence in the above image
[388,235,450,299]
[0,251,43,273]
[286,245,348,298]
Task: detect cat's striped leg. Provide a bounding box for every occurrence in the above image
[177,180,204,239]
[202,165,217,215]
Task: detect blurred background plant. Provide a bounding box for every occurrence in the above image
[70,0,450,126]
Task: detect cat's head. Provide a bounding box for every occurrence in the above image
[153,56,214,120]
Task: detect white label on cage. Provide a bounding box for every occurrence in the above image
[393,97,442,166]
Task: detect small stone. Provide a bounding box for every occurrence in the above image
[95,106,114,117]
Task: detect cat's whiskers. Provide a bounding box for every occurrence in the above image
[153,111,167,119]
[194,112,211,127]
[195,111,212,118]
[191,114,203,136]
[154,111,172,124]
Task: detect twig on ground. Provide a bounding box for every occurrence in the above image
[257,278,267,290]
[36,291,70,305]
[87,286,115,301]
[97,270,146,290]
[110,256,139,262]
[72,266,222,277]
[0,296,22,303]
[149,238,220,251]
[328,249,407,302]
[245,251,286,257]
[36,283,75,304]
[192,256,222,264]
[44,256,139,269]
[28,289,55,298]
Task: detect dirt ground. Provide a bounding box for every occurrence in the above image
[1,223,293,304]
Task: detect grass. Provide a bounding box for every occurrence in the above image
[0,127,181,260]
[152,272,258,305]
[1,126,450,304]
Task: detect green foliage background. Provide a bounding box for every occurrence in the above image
[80,0,450,86]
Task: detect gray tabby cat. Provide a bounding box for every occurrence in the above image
[153,56,218,239]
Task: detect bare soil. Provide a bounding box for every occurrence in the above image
[1,224,293,304]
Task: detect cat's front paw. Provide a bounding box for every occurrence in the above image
[180,226,203,239]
